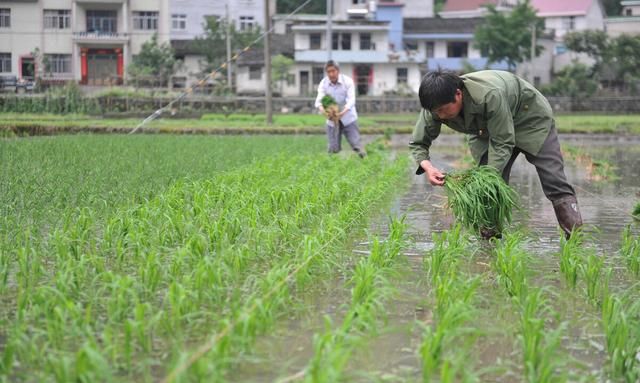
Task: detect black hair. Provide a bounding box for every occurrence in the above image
[418,70,463,111]
[325,60,340,71]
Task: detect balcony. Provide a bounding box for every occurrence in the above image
[426,58,509,71]
[72,31,129,44]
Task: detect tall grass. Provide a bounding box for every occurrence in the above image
[621,226,640,277]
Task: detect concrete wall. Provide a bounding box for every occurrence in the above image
[402,0,434,18]
[605,17,640,36]
[169,0,272,40]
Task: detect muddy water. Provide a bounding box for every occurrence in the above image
[230,134,640,382]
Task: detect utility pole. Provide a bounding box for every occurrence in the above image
[326,0,333,61]
[530,23,536,84]
[226,2,232,89]
[264,0,273,124]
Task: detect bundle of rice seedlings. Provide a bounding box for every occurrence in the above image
[321,95,340,125]
[443,166,519,234]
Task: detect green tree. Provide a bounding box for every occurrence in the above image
[277,0,325,14]
[474,0,544,71]
[196,16,263,84]
[565,30,640,92]
[601,0,623,16]
[271,54,294,95]
[127,34,178,87]
[542,61,598,99]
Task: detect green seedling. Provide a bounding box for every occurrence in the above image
[444,166,518,235]
[621,225,640,277]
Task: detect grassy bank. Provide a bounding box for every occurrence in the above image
[1,113,639,136]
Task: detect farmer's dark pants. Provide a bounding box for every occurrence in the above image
[479,123,576,202]
[326,121,363,154]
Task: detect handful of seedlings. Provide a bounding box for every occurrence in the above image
[321,95,340,125]
[443,166,518,235]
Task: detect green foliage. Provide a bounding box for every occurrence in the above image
[443,166,519,234]
[196,16,263,80]
[0,135,408,380]
[271,54,295,94]
[541,61,599,99]
[0,83,99,114]
[474,0,544,70]
[633,203,640,220]
[321,95,337,109]
[621,226,640,276]
[127,34,178,87]
[565,30,640,92]
[277,0,325,13]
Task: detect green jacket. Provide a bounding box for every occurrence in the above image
[409,70,553,174]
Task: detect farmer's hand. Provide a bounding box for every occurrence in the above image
[421,160,445,186]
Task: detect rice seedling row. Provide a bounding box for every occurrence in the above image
[419,225,481,382]
[561,144,619,182]
[492,234,568,382]
[557,230,640,381]
[1,148,408,382]
[294,218,407,383]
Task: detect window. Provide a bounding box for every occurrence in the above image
[87,10,117,33]
[534,76,541,88]
[447,41,468,58]
[397,68,408,85]
[249,65,262,80]
[0,53,10,72]
[172,14,186,30]
[404,41,418,51]
[310,33,321,49]
[239,16,254,31]
[426,42,435,58]
[562,16,575,30]
[626,8,632,16]
[360,33,372,50]
[332,33,351,50]
[45,54,71,74]
[312,66,324,85]
[133,11,158,30]
[0,9,10,28]
[44,10,71,29]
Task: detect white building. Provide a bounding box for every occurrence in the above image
[605,0,640,37]
[169,0,274,41]
[403,17,508,73]
[235,0,426,97]
[0,0,169,85]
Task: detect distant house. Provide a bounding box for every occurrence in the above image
[605,0,640,37]
[439,0,517,18]
[403,17,508,72]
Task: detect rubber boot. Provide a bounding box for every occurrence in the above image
[552,195,583,238]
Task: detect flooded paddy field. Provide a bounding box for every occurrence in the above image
[1,133,639,382]
[231,134,640,383]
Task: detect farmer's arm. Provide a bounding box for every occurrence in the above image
[314,80,326,112]
[485,90,516,173]
[409,109,442,178]
[340,77,356,117]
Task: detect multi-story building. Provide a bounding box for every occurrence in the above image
[169,0,273,41]
[605,0,640,37]
[403,17,508,73]
[236,0,426,96]
[0,0,169,85]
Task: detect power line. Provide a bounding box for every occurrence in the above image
[129,0,314,134]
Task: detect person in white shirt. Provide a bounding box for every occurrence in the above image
[315,61,366,158]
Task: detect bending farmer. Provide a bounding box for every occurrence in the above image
[409,70,582,239]
[315,60,366,158]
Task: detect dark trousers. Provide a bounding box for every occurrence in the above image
[326,121,363,154]
[479,123,576,202]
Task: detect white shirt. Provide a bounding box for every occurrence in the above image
[314,74,358,127]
